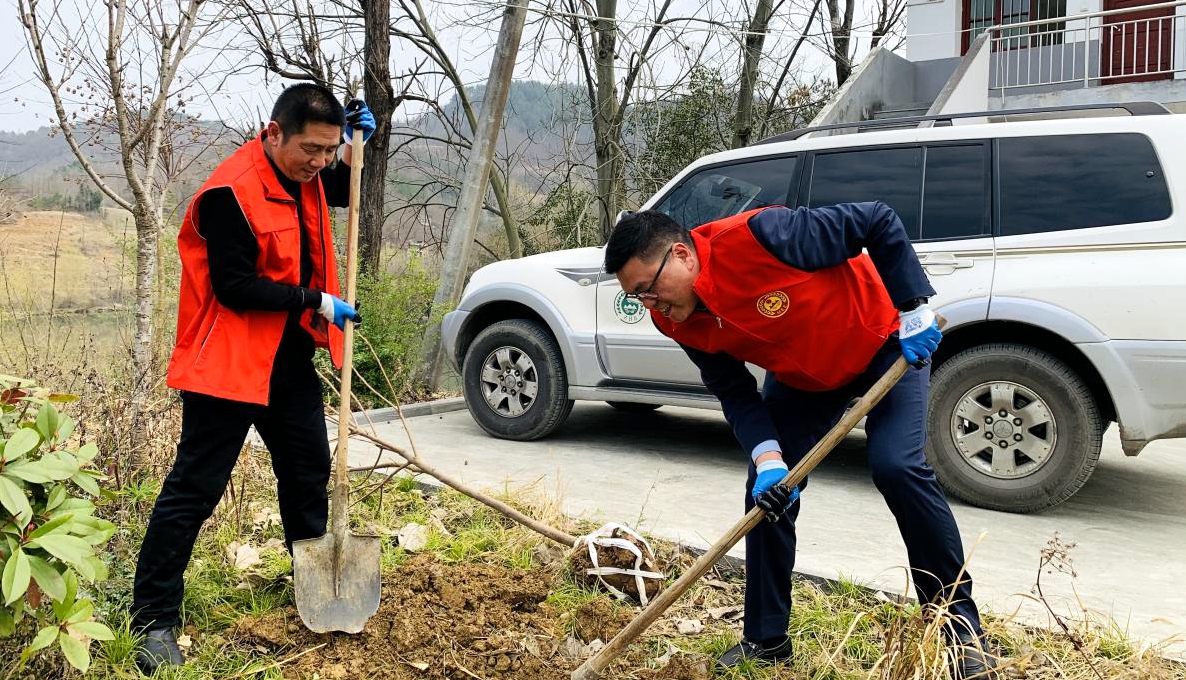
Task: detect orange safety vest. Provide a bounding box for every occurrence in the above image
[653,207,899,392]
[166,133,343,405]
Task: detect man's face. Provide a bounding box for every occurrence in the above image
[264,121,341,183]
[614,241,700,323]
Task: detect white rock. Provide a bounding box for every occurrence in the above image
[675,618,703,634]
[397,523,430,552]
[226,542,262,571]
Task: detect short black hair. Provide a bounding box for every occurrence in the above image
[603,210,692,274]
[270,83,346,136]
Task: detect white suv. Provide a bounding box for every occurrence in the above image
[441,103,1186,513]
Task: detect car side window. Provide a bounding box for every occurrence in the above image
[653,156,798,229]
[997,133,1171,236]
[807,146,923,238]
[921,144,989,241]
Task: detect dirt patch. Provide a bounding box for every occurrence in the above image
[233,554,711,680]
[235,554,558,678]
[572,598,634,644]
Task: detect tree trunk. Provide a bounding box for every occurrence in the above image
[132,205,159,393]
[825,0,855,86]
[732,0,774,149]
[593,0,622,242]
[360,0,393,274]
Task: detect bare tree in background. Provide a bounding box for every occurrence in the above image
[19,0,225,438]
[554,0,676,241]
[236,0,400,274]
[238,0,527,260]
[389,0,525,258]
[821,0,905,85]
[731,0,777,149]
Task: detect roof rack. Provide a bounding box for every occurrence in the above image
[751,101,1172,146]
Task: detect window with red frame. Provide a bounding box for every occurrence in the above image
[962,0,1066,53]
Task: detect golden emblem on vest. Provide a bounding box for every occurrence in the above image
[757,291,789,318]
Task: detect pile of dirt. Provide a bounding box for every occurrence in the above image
[232,554,708,680]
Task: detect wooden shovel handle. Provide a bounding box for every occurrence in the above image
[571,314,945,679]
[331,129,365,536]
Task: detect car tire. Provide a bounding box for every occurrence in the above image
[606,402,662,413]
[926,343,1103,513]
[462,319,574,441]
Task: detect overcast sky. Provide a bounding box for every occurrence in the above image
[0,0,892,134]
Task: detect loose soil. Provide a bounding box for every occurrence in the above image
[233,554,710,680]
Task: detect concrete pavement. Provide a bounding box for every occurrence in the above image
[345,400,1186,657]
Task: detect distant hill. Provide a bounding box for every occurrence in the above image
[0,128,81,179]
[0,80,595,227]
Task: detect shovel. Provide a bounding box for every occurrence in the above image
[572,324,944,679]
[293,127,381,633]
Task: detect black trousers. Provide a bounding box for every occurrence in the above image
[743,340,983,643]
[131,360,330,629]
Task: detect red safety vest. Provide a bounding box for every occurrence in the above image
[653,208,899,392]
[166,134,344,405]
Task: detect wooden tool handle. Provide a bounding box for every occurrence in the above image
[330,128,365,536]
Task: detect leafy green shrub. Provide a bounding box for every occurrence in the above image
[317,254,440,407]
[0,375,116,674]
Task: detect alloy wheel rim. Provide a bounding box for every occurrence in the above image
[478,345,539,418]
[949,380,1056,479]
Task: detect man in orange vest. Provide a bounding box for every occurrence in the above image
[605,206,995,679]
[131,84,375,673]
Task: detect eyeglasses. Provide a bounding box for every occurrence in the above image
[624,246,672,302]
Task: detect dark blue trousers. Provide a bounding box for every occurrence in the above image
[743,341,982,642]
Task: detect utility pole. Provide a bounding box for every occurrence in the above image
[417,0,529,390]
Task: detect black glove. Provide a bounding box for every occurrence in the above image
[755,483,800,523]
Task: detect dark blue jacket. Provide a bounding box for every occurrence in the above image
[674,202,936,459]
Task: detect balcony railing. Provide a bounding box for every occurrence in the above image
[985,0,1186,93]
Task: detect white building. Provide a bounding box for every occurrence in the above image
[811,0,1186,127]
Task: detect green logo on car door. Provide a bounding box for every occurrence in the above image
[614,290,646,324]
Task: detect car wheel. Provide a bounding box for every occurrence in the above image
[462,319,574,441]
[926,343,1103,513]
[606,402,661,413]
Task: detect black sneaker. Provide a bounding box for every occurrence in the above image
[716,637,793,669]
[136,627,184,674]
[953,633,999,680]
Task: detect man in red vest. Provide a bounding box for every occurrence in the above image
[605,205,995,679]
[131,84,375,673]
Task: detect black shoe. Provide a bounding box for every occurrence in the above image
[953,633,998,680]
[716,637,793,669]
[136,627,184,674]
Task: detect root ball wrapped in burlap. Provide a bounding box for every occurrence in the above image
[570,523,665,606]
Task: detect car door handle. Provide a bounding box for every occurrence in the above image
[919,253,974,275]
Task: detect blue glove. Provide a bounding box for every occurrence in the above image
[752,459,800,523]
[318,293,362,330]
[899,304,941,368]
[343,99,376,145]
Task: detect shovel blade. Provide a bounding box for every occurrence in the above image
[293,532,381,633]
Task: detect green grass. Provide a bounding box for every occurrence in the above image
[10,449,1185,680]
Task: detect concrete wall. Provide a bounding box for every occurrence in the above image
[808,48,919,132]
[990,78,1186,108]
[906,0,962,60]
[928,33,992,121]
[914,57,963,100]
